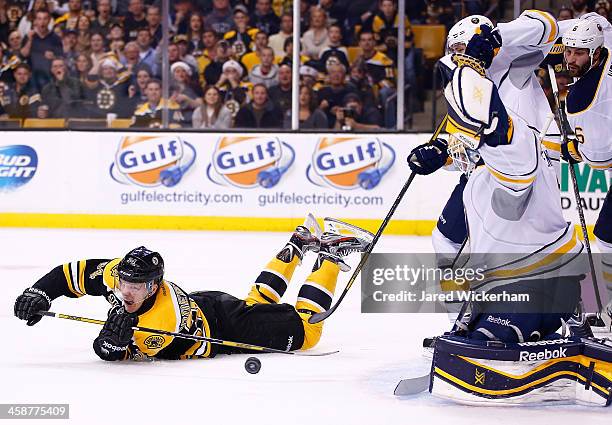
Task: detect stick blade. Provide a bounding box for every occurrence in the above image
[394,374,431,396]
[308,307,334,324]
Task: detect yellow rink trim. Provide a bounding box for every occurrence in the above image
[0,213,441,235]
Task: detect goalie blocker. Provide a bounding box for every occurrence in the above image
[429,334,612,407]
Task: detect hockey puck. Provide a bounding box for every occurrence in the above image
[245,357,261,374]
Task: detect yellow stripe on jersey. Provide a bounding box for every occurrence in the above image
[486,166,536,185]
[542,139,561,152]
[102,258,121,291]
[62,263,81,297]
[78,260,86,295]
[525,10,558,44]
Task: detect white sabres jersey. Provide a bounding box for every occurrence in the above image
[439,10,563,171]
[565,45,612,171]
[461,113,585,286]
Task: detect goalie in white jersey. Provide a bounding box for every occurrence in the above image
[560,18,612,321]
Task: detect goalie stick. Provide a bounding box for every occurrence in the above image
[40,311,338,357]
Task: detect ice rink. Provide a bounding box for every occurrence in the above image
[1,228,610,425]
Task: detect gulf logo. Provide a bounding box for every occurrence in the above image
[306,137,395,190]
[208,136,294,189]
[110,135,196,187]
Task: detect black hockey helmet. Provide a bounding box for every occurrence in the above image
[117,246,164,286]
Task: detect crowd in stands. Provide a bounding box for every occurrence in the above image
[0,0,609,130]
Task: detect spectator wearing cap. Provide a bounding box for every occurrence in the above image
[215,58,249,106]
[20,10,63,90]
[204,0,234,35]
[170,60,203,124]
[269,12,292,57]
[249,46,278,88]
[82,56,132,118]
[334,91,381,130]
[283,84,328,129]
[192,85,233,129]
[135,27,156,75]
[268,63,291,116]
[224,4,259,59]
[54,0,83,32]
[17,0,55,39]
[75,15,91,53]
[88,31,108,75]
[173,35,199,74]
[204,39,232,85]
[0,63,41,118]
[317,62,357,127]
[90,0,117,38]
[241,31,272,72]
[234,83,282,128]
[61,28,79,71]
[124,0,147,42]
[317,23,349,72]
[145,5,163,48]
[40,57,83,117]
[299,64,320,90]
[131,79,186,128]
[301,7,329,60]
[251,0,280,35]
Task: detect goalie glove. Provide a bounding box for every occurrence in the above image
[93,306,138,361]
[14,288,51,326]
[407,138,449,175]
[465,25,502,69]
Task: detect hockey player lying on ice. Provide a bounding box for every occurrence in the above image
[405,17,612,406]
[13,216,373,361]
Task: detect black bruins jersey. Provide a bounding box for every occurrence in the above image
[31,258,217,360]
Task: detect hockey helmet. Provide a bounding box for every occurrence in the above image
[117,246,164,292]
[447,15,494,54]
[562,20,604,68]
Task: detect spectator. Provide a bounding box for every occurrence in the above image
[75,15,91,53]
[366,0,413,64]
[40,57,82,117]
[187,12,205,54]
[135,27,156,75]
[301,7,329,60]
[319,0,345,26]
[234,83,282,128]
[145,5,162,48]
[558,6,575,20]
[347,58,376,110]
[196,29,219,81]
[132,79,186,128]
[333,92,381,130]
[204,39,231,84]
[20,10,63,90]
[224,4,259,59]
[124,0,147,41]
[241,30,270,72]
[356,29,395,90]
[173,35,199,72]
[82,56,132,118]
[90,0,116,38]
[340,0,377,44]
[204,0,234,35]
[299,64,320,90]
[278,36,310,67]
[1,63,41,118]
[2,30,25,83]
[121,41,140,72]
[17,0,54,38]
[268,63,291,114]
[317,23,349,72]
[571,0,590,18]
[72,52,92,83]
[249,46,278,88]
[594,0,610,18]
[88,31,108,75]
[170,60,203,124]
[215,58,249,105]
[424,1,455,28]
[317,62,356,126]
[127,64,152,109]
[284,84,328,129]
[172,0,193,35]
[61,28,79,71]
[251,0,280,35]
[269,12,292,57]
[192,85,232,129]
[54,0,82,32]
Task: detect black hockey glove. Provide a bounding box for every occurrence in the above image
[465,25,502,69]
[407,138,449,175]
[93,306,138,361]
[14,288,51,326]
[561,137,582,164]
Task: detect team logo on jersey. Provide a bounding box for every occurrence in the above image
[0,145,37,192]
[110,135,196,187]
[306,137,395,190]
[474,369,485,385]
[143,335,166,349]
[207,136,295,189]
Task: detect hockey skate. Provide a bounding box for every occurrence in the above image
[278,213,322,263]
[318,217,374,272]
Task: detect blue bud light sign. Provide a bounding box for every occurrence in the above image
[0,145,38,191]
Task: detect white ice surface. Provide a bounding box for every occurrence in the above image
[0,228,609,425]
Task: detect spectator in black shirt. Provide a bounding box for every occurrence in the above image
[251,0,280,35]
[204,39,231,85]
[317,62,357,127]
[268,63,291,115]
[124,0,147,42]
[333,92,381,131]
[40,57,83,118]
[146,5,163,48]
[234,83,282,128]
[0,63,41,118]
[90,0,117,38]
[20,10,63,90]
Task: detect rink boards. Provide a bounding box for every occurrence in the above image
[0,131,607,234]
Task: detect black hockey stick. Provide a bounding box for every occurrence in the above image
[308,171,417,324]
[39,311,338,356]
[547,65,604,315]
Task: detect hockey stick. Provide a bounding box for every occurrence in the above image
[547,65,604,316]
[308,171,418,324]
[39,311,338,357]
[394,373,431,396]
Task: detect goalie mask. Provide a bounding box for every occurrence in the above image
[447,15,494,54]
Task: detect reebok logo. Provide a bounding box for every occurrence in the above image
[519,347,567,361]
[486,315,511,326]
[286,335,294,351]
[517,338,569,347]
[102,341,127,352]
